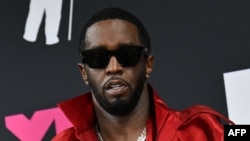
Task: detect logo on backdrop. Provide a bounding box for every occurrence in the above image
[23,0,74,45]
[5,108,72,141]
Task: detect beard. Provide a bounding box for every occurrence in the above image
[88,71,146,117]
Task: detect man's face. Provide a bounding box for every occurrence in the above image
[79,19,152,116]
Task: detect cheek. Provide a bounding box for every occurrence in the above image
[86,69,106,86]
[125,65,146,83]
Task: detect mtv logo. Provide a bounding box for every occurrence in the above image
[223,69,250,124]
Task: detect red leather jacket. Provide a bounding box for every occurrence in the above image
[52,85,234,141]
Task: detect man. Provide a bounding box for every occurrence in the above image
[52,7,234,141]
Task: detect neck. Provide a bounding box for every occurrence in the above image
[93,83,150,141]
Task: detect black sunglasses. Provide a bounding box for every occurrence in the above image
[80,45,148,69]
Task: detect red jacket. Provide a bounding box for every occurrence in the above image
[52,85,234,141]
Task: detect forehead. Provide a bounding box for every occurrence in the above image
[85,19,141,49]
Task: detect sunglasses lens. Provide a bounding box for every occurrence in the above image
[115,47,143,67]
[81,46,145,69]
[82,49,109,68]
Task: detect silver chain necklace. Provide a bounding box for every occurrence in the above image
[96,125,146,141]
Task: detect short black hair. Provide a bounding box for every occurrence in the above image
[79,7,151,54]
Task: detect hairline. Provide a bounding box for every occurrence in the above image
[84,19,142,49]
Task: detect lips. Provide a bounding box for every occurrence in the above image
[105,79,128,96]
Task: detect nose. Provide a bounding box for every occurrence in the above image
[105,56,123,75]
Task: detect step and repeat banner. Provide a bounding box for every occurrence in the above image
[1,0,250,140]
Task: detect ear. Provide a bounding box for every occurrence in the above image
[145,55,154,78]
[77,63,89,85]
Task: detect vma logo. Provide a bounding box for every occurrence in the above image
[23,0,74,45]
[5,107,72,141]
[223,68,250,124]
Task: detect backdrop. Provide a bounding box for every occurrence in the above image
[1,0,250,140]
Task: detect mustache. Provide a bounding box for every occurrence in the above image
[103,76,129,88]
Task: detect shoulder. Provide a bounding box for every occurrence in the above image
[51,127,79,141]
[174,105,233,141]
[179,104,233,125]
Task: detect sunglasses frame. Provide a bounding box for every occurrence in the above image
[80,45,149,69]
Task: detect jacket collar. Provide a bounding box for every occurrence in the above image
[58,93,96,128]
